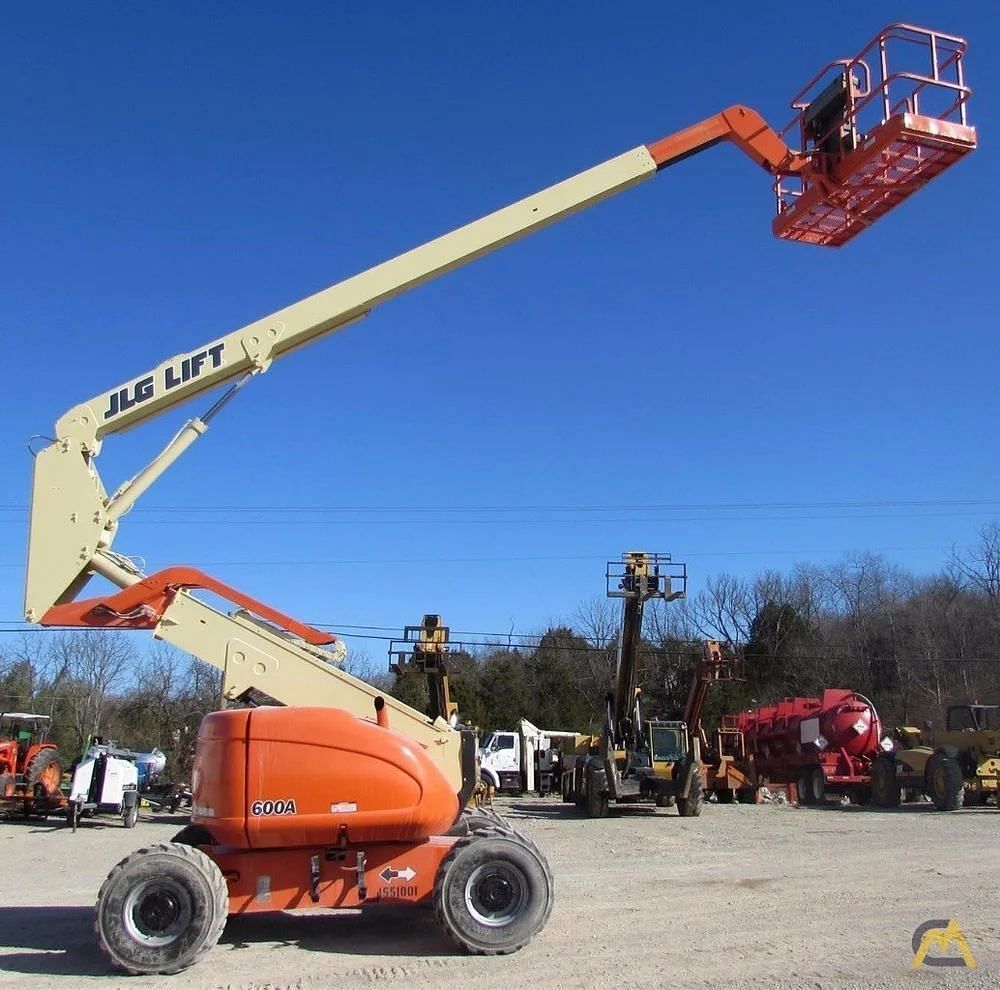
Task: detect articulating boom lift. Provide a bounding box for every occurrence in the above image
[24,23,975,976]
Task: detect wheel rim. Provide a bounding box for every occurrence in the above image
[464,861,529,927]
[37,762,60,792]
[932,767,946,797]
[123,878,193,947]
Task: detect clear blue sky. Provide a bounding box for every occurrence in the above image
[2,4,998,657]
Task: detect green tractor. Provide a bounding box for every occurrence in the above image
[870,703,1000,811]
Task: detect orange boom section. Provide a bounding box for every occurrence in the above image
[192,707,461,850]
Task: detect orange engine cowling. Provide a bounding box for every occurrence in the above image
[191,707,460,849]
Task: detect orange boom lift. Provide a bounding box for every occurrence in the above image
[23,25,975,975]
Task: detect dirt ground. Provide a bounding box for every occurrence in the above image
[0,796,997,990]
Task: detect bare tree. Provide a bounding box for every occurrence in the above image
[47,632,136,748]
[950,523,1000,604]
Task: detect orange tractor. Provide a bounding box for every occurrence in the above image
[0,712,64,807]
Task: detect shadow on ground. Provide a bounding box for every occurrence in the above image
[222,904,455,958]
[0,904,456,978]
[501,800,658,820]
[0,906,107,977]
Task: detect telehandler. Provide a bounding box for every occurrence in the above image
[23,22,976,976]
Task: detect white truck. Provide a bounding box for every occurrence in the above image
[480,719,582,796]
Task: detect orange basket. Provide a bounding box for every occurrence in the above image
[773,24,976,247]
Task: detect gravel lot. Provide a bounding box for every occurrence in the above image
[0,796,997,990]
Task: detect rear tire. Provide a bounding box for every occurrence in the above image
[715,788,735,804]
[26,747,62,797]
[434,833,553,954]
[736,787,758,804]
[123,802,139,829]
[797,771,812,806]
[676,766,703,818]
[926,753,965,812]
[809,767,826,805]
[95,843,228,975]
[870,756,901,808]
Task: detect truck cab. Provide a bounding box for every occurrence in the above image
[479,721,575,796]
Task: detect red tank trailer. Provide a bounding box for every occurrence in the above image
[729,690,887,804]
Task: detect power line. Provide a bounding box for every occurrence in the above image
[1,497,997,515]
[0,544,975,570]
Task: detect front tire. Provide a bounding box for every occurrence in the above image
[95,843,228,975]
[434,833,553,954]
[586,781,609,819]
[870,756,901,808]
[926,753,965,811]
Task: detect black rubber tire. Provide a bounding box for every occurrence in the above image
[797,771,812,806]
[926,753,965,812]
[809,767,826,805]
[448,807,508,836]
[676,767,703,818]
[171,825,215,847]
[870,756,901,808]
[561,774,574,804]
[95,842,229,975]
[715,788,735,804]
[123,802,139,829]
[585,781,609,819]
[736,787,758,804]
[26,746,63,797]
[434,832,553,954]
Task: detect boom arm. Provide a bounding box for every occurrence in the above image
[606,553,686,749]
[24,109,795,795]
[683,639,741,747]
[26,105,801,625]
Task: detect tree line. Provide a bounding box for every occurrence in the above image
[389,526,1000,734]
[3,526,999,773]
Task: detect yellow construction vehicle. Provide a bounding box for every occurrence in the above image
[560,553,701,816]
[871,703,1000,810]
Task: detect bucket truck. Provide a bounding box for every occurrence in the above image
[20,22,976,975]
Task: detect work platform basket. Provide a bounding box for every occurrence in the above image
[773,23,976,247]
